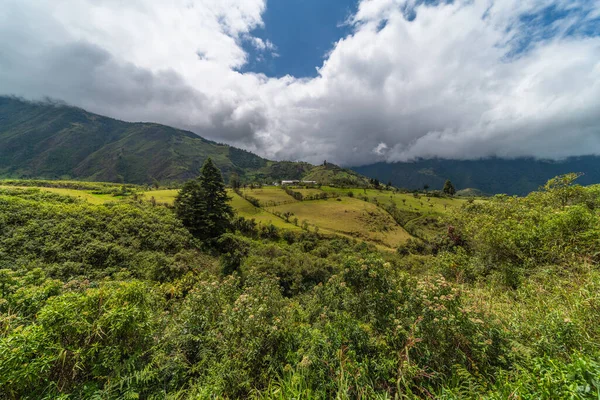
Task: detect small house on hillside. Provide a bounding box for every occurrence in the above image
[281,180,300,185]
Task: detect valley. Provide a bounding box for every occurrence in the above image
[0,179,469,250]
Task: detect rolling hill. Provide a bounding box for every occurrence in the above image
[0,96,369,186]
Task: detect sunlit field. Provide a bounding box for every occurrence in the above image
[271,197,412,248]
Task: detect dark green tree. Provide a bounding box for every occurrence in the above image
[443,180,456,196]
[175,158,233,240]
[229,172,241,189]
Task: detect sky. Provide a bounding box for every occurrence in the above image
[1,0,599,166]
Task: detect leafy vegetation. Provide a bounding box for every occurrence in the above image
[0,174,599,398]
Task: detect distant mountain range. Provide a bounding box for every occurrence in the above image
[352,157,600,195]
[0,96,368,186]
[2,96,598,194]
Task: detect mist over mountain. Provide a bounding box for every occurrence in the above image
[353,157,600,195]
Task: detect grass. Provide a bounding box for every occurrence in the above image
[287,188,325,197]
[237,187,297,206]
[140,189,179,205]
[4,181,450,248]
[0,185,119,205]
[270,197,412,249]
[323,187,467,216]
[230,192,301,230]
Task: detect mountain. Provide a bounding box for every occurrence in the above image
[352,157,600,195]
[0,96,368,186]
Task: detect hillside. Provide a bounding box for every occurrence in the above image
[1,175,599,398]
[353,157,600,195]
[0,97,367,186]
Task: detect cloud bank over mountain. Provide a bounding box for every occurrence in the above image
[1,0,599,165]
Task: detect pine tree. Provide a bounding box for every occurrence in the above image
[175,158,233,240]
[443,180,456,196]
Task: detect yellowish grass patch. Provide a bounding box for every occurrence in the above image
[271,197,411,248]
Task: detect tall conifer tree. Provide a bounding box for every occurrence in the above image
[175,158,233,240]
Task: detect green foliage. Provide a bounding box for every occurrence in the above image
[175,158,234,241]
[0,187,199,282]
[1,280,161,399]
[443,180,456,196]
[1,175,600,399]
[446,175,600,286]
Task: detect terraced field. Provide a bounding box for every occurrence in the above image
[289,188,326,197]
[322,187,466,215]
[236,187,297,206]
[2,180,473,249]
[230,192,300,230]
[271,197,411,248]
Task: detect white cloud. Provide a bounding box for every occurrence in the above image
[1,0,599,166]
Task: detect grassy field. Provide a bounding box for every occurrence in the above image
[0,185,119,205]
[237,187,297,205]
[288,187,326,197]
[270,197,412,248]
[3,181,469,249]
[230,192,301,230]
[322,187,467,215]
[141,189,179,205]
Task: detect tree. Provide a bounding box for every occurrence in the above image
[174,158,233,241]
[229,172,241,190]
[443,180,456,196]
[423,184,430,192]
[542,172,584,209]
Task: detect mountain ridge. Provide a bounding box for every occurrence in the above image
[352,156,600,195]
[4,96,599,194]
[0,96,369,186]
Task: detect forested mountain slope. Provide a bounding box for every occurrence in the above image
[0,97,370,186]
[353,157,600,195]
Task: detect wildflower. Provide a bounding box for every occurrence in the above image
[299,355,312,368]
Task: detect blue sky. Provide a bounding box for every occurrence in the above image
[1,0,600,165]
[240,0,600,78]
[240,0,359,78]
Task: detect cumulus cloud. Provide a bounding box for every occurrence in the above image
[1,0,599,166]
